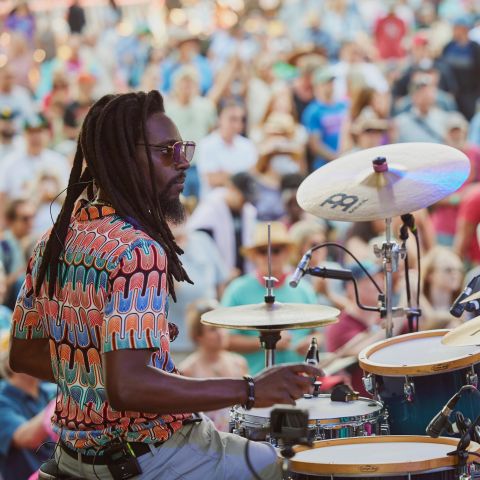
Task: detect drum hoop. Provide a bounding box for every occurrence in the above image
[358,329,480,376]
[232,398,384,427]
[289,435,480,475]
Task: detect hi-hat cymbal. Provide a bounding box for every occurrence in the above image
[442,317,480,347]
[460,291,480,304]
[201,302,339,331]
[297,143,470,222]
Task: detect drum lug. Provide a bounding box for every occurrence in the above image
[403,377,415,402]
[466,368,478,388]
[362,374,375,395]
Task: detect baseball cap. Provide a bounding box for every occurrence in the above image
[24,113,49,131]
[313,66,335,85]
[446,112,468,131]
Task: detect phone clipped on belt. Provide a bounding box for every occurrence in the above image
[104,440,142,479]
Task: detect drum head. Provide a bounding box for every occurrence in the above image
[289,436,480,476]
[359,330,480,376]
[235,395,383,425]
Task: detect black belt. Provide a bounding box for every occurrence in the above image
[59,440,163,465]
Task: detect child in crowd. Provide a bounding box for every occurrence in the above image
[179,300,248,432]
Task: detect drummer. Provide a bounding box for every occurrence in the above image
[223,222,319,374]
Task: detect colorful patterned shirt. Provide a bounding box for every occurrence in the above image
[11,200,190,453]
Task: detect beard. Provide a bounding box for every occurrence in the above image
[162,196,185,225]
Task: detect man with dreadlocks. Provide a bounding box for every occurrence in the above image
[8,91,320,479]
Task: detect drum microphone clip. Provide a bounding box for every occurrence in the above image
[426,385,480,438]
[450,275,480,318]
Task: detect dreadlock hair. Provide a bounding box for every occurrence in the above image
[35,90,191,301]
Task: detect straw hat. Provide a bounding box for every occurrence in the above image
[241,222,294,256]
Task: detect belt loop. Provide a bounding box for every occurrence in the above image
[148,443,156,456]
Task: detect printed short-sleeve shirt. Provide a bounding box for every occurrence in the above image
[11,200,190,453]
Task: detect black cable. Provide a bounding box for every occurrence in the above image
[414,229,421,324]
[310,242,383,294]
[244,439,264,480]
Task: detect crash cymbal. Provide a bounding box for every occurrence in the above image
[297,143,470,221]
[460,291,480,304]
[441,317,480,347]
[201,302,339,331]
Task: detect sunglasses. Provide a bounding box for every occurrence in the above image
[17,215,34,222]
[256,246,287,255]
[137,141,196,163]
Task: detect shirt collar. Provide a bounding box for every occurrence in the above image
[74,199,116,222]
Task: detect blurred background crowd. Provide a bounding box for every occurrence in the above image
[2,0,480,477]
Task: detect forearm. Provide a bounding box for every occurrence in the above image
[104,350,248,413]
[9,338,55,382]
[227,334,260,353]
[12,410,48,450]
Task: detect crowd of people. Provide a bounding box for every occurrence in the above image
[2,0,480,478]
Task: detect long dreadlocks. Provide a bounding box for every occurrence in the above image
[35,90,191,301]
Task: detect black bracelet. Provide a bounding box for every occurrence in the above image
[243,375,255,410]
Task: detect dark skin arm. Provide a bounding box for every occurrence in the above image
[104,349,321,413]
[9,338,55,383]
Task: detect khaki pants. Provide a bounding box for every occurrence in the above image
[54,416,281,480]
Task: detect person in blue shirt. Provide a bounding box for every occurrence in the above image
[160,34,213,96]
[0,332,56,480]
[301,66,348,170]
[223,222,320,374]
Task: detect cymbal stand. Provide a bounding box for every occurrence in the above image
[373,218,406,338]
[261,224,281,368]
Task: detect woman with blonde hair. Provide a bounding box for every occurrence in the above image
[419,246,464,330]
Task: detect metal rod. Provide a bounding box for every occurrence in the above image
[265,348,275,368]
[267,223,272,291]
[385,218,394,338]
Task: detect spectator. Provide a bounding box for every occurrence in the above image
[67,0,87,34]
[0,108,24,162]
[161,32,213,95]
[392,33,457,99]
[0,332,56,480]
[0,115,70,212]
[420,246,464,330]
[63,72,97,131]
[168,222,228,357]
[339,86,390,152]
[302,65,348,169]
[373,6,407,61]
[454,184,480,268]
[166,66,217,198]
[394,76,449,143]
[223,221,318,375]
[349,108,389,151]
[179,300,247,431]
[442,16,480,120]
[253,113,306,221]
[196,101,257,197]
[0,65,35,129]
[188,172,257,278]
[4,1,35,44]
[430,112,480,245]
[0,199,35,309]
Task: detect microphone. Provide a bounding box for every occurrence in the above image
[450,275,480,317]
[308,266,354,281]
[426,391,462,438]
[305,337,319,365]
[289,250,312,288]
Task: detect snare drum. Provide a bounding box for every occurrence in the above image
[288,435,480,479]
[230,394,387,446]
[359,330,480,435]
